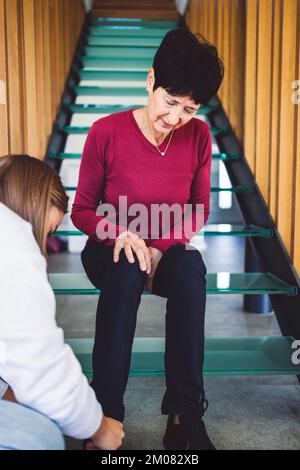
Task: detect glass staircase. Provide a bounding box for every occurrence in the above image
[50,16,299,378]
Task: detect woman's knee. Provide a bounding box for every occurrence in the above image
[0,401,65,450]
[110,249,147,289]
[81,243,111,289]
[167,244,207,278]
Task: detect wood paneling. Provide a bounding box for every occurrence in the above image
[243,0,258,171]
[255,0,273,204]
[293,3,300,271]
[92,0,178,19]
[277,0,298,253]
[216,0,224,102]
[0,0,85,160]
[185,0,300,273]
[294,37,300,273]
[269,0,283,222]
[22,0,39,156]
[5,0,25,154]
[0,0,9,155]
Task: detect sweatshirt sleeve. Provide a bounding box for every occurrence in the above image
[71,123,127,242]
[0,253,103,440]
[148,128,212,253]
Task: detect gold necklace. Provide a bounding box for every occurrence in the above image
[156,127,175,157]
[142,109,175,157]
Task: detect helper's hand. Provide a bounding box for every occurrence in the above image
[113,230,152,275]
[145,247,163,293]
[89,415,125,450]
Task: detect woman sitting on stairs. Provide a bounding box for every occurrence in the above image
[72,28,224,451]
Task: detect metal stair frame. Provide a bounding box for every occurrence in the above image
[209,95,300,340]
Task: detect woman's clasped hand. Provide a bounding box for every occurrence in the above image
[113,230,163,293]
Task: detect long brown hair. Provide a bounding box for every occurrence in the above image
[0,155,68,256]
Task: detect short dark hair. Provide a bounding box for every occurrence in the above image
[152,28,224,105]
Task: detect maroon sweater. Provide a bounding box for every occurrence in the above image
[71,109,212,253]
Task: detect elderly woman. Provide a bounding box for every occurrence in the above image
[71,28,224,450]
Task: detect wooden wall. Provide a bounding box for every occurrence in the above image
[186,0,300,275]
[0,0,85,159]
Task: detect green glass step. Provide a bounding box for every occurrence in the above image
[79,70,147,81]
[81,56,152,69]
[87,36,162,47]
[89,27,170,37]
[51,151,239,161]
[84,151,235,160]
[92,18,177,28]
[91,20,176,29]
[84,46,157,58]
[93,17,176,23]
[49,272,297,296]
[214,152,241,160]
[74,86,148,96]
[64,103,220,115]
[55,224,273,238]
[65,336,300,377]
[65,104,135,114]
[64,184,254,193]
[60,124,229,137]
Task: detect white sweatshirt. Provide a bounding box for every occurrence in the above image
[0,203,103,439]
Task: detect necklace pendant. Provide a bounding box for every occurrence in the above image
[161,152,165,156]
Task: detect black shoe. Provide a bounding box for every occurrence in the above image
[163,399,216,450]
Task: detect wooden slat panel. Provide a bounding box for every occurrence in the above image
[42,0,53,142]
[185,0,191,26]
[291,1,300,272]
[63,0,71,75]
[202,0,209,38]
[49,0,62,119]
[1,0,86,160]
[229,0,236,129]
[189,0,197,32]
[22,0,39,157]
[216,0,224,102]
[208,0,216,45]
[193,0,201,34]
[255,0,273,203]
[0,0,9,156]
[222,0,231,114]
[243,0,258,172]
[5,0,25,154]
[269,0,282,221]
[234,0,245,142]
[277,0,298,253]
[34,0,46,158]
[293,45,300,273]
[57,0,64,98]
[92,9,178,19]
[292,100,300,276]
[182,0,300,275]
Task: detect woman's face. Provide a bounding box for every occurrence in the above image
[146,68,201,135]
[46,206,65,236]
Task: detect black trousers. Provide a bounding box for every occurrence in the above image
[81,241,207,422]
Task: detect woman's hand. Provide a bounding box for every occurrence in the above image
[113,230,152,275]
[145,247,163,293]
[89,415,125,450]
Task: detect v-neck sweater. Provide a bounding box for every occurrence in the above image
[71,108,212,253]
